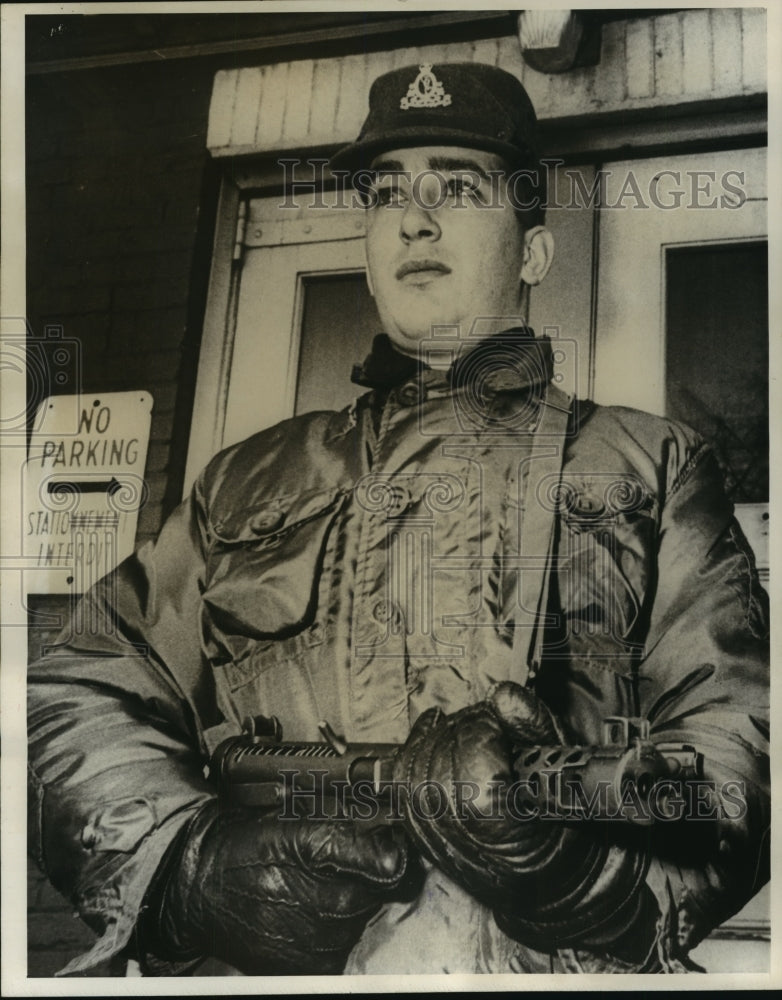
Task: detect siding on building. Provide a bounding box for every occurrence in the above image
[207,9,766,157]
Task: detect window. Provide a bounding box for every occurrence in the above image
[665,241,768,504]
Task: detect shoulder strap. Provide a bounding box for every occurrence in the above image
[513,383,572,685]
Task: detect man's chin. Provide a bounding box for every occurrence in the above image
[386,317,465,355]
[385,331,428,359]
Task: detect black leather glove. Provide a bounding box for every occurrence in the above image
[138,798,415,975]
[393,681,654,957]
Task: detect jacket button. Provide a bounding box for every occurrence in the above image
[81,824,99,849]
[373,600,404,629]
[373,600,392,622]
[387,485,413,517]
[250,506,286,534]
[574,492,605,516]
[398,381,426,406]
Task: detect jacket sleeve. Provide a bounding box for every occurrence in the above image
[641,438,769,964]
[28,477,220,975]
[565,433,770,973]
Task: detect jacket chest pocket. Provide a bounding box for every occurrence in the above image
[203,487,346,665]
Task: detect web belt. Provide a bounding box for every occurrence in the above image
[513,383,573,685]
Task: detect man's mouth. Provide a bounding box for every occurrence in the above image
[396,259,452,281]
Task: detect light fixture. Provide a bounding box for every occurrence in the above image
[518,10,598,74]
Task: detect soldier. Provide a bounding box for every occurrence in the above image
[28,63,769,976]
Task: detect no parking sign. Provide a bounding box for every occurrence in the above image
[25,391,153,594]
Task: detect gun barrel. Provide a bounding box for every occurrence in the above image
[211,735,399,810]
[512,741,673,825]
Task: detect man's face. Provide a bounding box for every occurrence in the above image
[364,145,531,358]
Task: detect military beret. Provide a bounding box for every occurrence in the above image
[331,62,540,177]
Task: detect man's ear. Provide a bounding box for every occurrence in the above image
[520,226,555,287]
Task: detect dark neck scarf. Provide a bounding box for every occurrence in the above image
[351,327,554,394]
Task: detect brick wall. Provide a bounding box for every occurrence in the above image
[26,55,217,977]
[26,59,218,546]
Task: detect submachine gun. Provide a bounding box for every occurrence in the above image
[210,714,703,827]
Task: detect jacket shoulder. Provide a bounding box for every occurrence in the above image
[195,407,360,520]
[571,401,714,500]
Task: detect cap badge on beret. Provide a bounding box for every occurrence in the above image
[400,64,452,110]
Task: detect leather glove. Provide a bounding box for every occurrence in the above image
[393,681,654,956]
[138,798,415,975]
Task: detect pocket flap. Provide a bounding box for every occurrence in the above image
[204,487,346,650]
[211,487,344,546]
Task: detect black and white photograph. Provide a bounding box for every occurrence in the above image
[1,1,776,991]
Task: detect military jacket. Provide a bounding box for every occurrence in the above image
[28,338,769,975]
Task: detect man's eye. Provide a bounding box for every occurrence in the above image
[447,177,482,201]
[372,184,407,208]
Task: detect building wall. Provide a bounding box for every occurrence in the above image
[25,55,217,977]
[26,59,218,546]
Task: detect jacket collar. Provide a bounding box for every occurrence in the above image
[351,328,554,395]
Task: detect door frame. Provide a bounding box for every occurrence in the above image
[184,177,367,492]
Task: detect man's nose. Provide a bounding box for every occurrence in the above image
[399,197,441,243]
